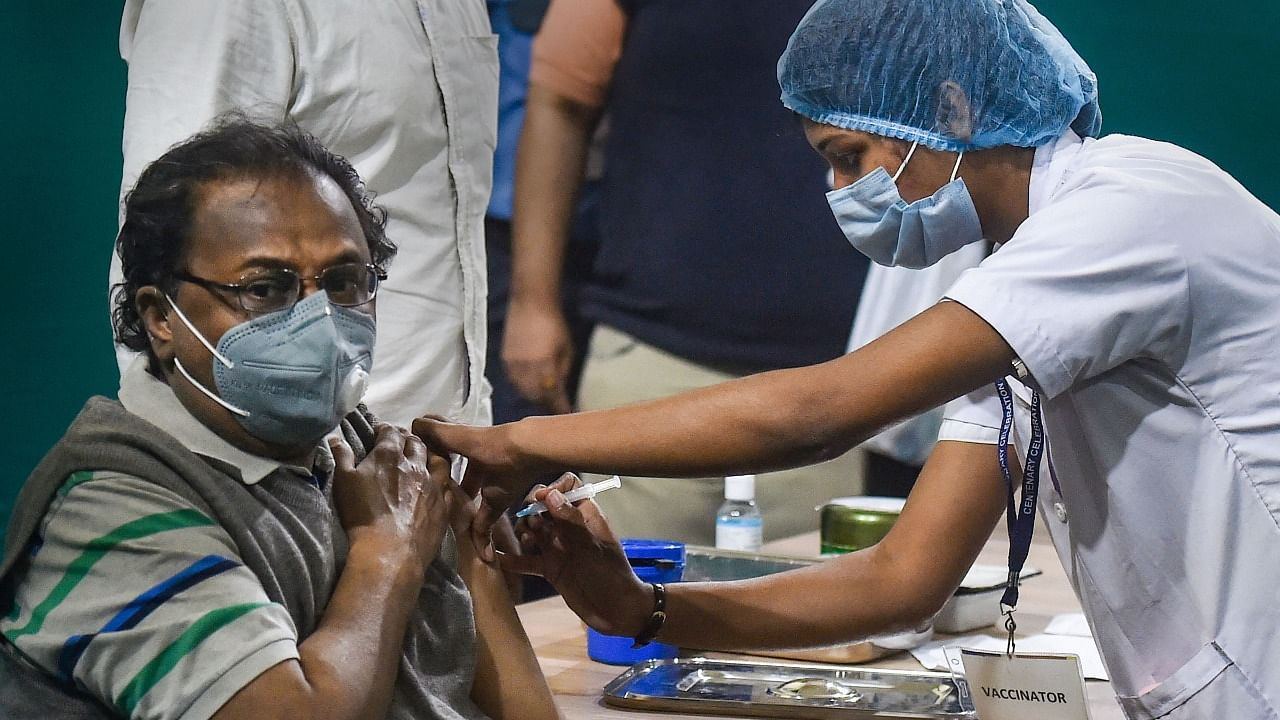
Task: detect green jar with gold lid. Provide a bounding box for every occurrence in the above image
[819,496,906,555]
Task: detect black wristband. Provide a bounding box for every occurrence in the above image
[631,582,667,648]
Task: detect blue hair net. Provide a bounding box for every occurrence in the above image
[778,0,1101,151]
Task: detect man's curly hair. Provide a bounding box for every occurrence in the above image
[112,113,396,363]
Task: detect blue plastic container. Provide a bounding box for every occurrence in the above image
[586,538,686,665]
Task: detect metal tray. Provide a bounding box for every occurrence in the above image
[603,657,974,718]
[682,545,819,582]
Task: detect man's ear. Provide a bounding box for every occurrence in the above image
[136,286,176,364]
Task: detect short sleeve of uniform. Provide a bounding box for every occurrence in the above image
[0,473,298,720]
[529,0,626,107]
[944,186,1190,399]
[939,384,1001,445]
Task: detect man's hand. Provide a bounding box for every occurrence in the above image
[442,475,525,599]
[439,466,507,561]
[502,298,573,414]
[215,426,457,720]
[330,424,453,567]
[502,475,652,637]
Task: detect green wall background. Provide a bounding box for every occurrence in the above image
[2,3,1277,539]
[3,4,127,540]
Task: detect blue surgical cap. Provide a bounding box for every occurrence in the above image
[778,0,1101,151]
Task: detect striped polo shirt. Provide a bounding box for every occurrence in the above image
[0,360,313,719]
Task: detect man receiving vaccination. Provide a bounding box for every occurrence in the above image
[0,119,558,720]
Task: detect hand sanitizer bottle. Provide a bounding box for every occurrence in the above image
[715,474,763,552]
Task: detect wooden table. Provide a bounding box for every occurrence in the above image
[517,529,1125,719]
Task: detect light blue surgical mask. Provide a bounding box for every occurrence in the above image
[165,290,376,446]
[825,141,983,268]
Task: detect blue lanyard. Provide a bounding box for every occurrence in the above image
[993,377,1045,652]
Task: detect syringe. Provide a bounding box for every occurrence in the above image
[515,475,622,518]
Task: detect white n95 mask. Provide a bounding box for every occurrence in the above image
[826,141,983,268]
[165,290,376,446]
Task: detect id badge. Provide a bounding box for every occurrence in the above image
[956,648,1091,720]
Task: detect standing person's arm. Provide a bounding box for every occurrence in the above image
[212,427,453,720]
[503,86,601,413]
[501,0,624,412]
[114,0,294,373]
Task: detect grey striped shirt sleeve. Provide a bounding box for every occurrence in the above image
[0,472,299,720]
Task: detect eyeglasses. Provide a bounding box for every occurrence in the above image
[173,262,386,314]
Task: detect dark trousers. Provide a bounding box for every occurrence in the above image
[864,451,922,498]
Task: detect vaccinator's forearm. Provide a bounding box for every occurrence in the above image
[508,302,1014,479]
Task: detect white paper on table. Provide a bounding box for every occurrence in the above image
[1044,613,1092,637]
[912,634,994,675]
[911,633,1109,681]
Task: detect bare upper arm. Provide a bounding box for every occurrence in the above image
[210,659,309,720]
[529,0,625,109]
